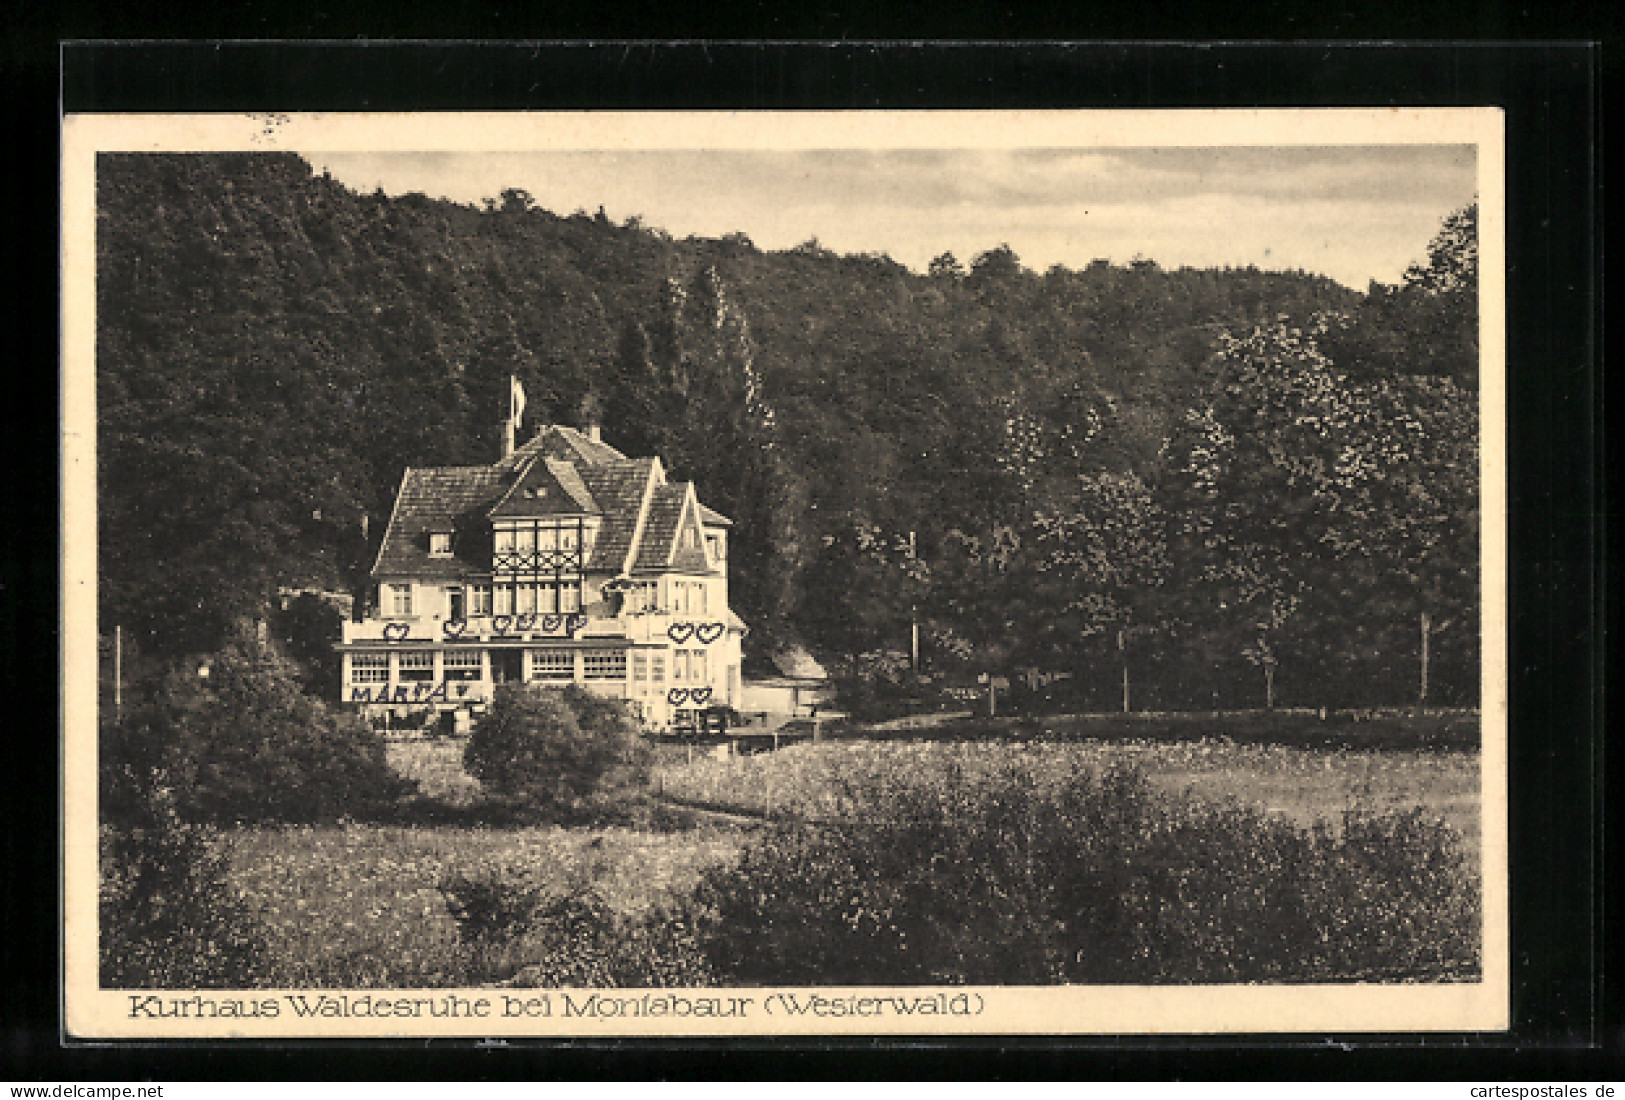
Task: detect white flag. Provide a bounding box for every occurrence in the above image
[510,375,526,423]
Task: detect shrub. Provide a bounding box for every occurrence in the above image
[269,593,345,698]
[439,853,714,988]
[463,684,651,821]
[99,789,265,988]
[694,761,1479,985]
[101,623,415,826]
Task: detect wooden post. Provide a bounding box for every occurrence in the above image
[1119,628,1129,714]
[113,624,122,721]
[908,531,919,673]
[989,678,996,718]
[1420,610,1431,706]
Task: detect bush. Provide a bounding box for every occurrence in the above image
[463,684,651,821]
[99,790,265,988]
[439,853,714,988]
[269,593,345,698]
[101,623,415,826]
[694,762,1479,985]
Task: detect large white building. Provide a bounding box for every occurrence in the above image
[337,418,745,730]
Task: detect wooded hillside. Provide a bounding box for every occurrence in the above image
[97,153,1478,707]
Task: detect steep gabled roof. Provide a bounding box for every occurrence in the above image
[632,482,718,575]
[372,424,725,583]
[497,424,628,473]
[632,482,688,573]
[372,466,508,579]
[577,457,658,573]
[487,456,599,518]
[697,502,733,527]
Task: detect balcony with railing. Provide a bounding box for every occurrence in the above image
[339,606,737,648]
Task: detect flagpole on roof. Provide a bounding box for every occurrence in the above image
[503,374,525,460]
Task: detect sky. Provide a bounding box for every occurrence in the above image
[308,145,1477,290]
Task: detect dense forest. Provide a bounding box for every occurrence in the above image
[96,153,1479,708]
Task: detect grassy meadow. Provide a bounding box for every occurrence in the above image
[214,724,1481,987]
[655,738,1482,856]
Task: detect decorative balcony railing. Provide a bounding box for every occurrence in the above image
[340,609,736,647]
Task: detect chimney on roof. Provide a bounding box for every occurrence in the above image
[578,391,603,444]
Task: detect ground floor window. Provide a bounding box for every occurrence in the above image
[351,653,388,683]
[398,651,434,682]
[583,649,627,680]
[530,650,574,681]
[443,648,482,681]
[649,650,666,682]
[632,651,648,682]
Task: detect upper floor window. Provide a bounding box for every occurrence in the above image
[494,520,590,572]
[429,531,454,557]
[470,584,493,616]
[386,584,413,616]
[706,532,725,560]
[626,580,659,613]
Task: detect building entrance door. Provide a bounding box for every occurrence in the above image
[491,649,523,684]
[447,587,466,620]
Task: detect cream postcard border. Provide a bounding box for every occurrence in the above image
[61,109,1508,1038]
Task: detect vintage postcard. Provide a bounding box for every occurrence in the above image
[62,109,1508,1038]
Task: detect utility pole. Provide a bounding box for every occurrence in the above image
[1119,627,1130,714]
[1419,610,1431,707]
[113,624,122,721]
[907,530,919,673]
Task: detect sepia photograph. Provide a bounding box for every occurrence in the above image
[60,109,1508,1037]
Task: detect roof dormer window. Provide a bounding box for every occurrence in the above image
[428,531,454,558]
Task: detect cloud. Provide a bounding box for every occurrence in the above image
[307,146,1477,288]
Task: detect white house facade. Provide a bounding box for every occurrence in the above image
[337,419,746,730]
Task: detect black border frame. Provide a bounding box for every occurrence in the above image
[15,40,1607,1079]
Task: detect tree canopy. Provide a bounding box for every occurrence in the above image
[97,153,1478,707]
